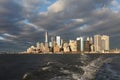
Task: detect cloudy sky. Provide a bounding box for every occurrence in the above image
[0,0,120,52]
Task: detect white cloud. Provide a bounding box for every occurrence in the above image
[3,33,17,38]
[72,19,84,23]
[0,36,13,42]
[48,0,64,13]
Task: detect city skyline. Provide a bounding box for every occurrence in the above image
[26,31,113,54]
[0,0,120,52]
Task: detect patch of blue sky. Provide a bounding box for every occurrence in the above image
[38,0,57,12]
[111,7,120,11]
[23,19,30,24]
[109,5,120,12]
[117,0,120,3]
[109,0,120,11]
[0,36,5,40]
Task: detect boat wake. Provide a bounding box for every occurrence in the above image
[22,54,118,80]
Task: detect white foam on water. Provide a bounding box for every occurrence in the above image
[80,57,112,80]
[22,55,116,80]
[42,66,51,71]
[22,72,31,80]
[60,69,71,74]
[72,73,81,80]
[50,55,112,80]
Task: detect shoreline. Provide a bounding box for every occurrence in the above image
[0,52,120,55]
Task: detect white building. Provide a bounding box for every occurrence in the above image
[94,35,102,52]
[69,40,77,52]
[63,43,70,52]
[101,35,109,51]
[94,35,110,52]
[56,36,61,47]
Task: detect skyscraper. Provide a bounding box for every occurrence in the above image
[94,35,110,52]
[89,37,93,44]
[56,36,61,47]
[80,37,84,51]
[69,40,77,52]
[76,39,81,52]
[44,31,49,52]
[94,35,102,52]
[45,31,48,43]
[76,37,84,51]
[84,40,91,52]
[101,35,109,51]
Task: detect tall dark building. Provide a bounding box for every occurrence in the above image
[77,40,81,52]
[84,41,91,52]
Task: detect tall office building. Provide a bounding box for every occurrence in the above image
[45,31,48,43]
[84,41,91,52]
[101,35,109,51]
[51,37,54,47]
[69,40,77,52]
[61,39,63,47]
[76,37,84,51]
[76,39,81,52]
[94,35,102,52]
[44,31,49,52]
[56,36,61,47]
[89,37,93,44]
[94,35,109,52]
[80,37,84,51]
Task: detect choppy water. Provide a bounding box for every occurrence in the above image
[0,54,120,80]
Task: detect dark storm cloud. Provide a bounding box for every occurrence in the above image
[31,0,114,35]
[0,0,120,52]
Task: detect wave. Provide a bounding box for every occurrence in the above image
[22,54,117,80]
[95,56,120,80]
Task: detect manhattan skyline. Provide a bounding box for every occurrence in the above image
[0,0,120,52]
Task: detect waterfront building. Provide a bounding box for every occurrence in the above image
[61,39,64,47]
[87,37,90,41]
[40,43,45,52]
[90,37,93,44]
[94,35,110,52]
[76,37,84,51]
[44,31,49,52]
[101,35,109,51]
[49,42,52,48]
[51,37,54,47]
[45,31,48,43]
[94,35,102,52]
[69,40,77,52]
[36,42,40,49]
[27,46,37,53]
[56,36,61,47]
[53,42,60,53]
[76,39,81,52]
[63,43,70,52]
[84,41,91,52]
[27,48,33,53]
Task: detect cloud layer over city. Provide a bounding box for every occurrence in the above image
[0,0,120,52]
